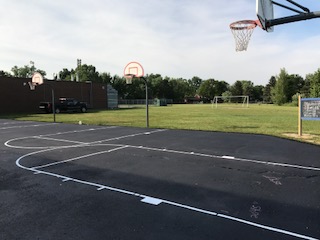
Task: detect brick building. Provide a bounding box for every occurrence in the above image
[0,76,109,114]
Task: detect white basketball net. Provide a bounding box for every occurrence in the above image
[230,20,257,51]
[124,74,134,85]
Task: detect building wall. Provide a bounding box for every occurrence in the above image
[0,77,107,114]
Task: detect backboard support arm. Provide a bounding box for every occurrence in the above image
[272,0,310,14]
[267,11,320,28]
[284,0,310,13]
[272,1,303,14]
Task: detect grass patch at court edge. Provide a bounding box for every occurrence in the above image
[2,104,320,145]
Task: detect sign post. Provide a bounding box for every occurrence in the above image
[298,95,302,136]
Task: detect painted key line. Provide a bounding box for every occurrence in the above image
[5,127,319,240]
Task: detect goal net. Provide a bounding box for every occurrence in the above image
[212,95,249,108]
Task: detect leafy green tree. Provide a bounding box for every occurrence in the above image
[153,77,172,99]
[241,80,254,97]
[110,75,127,99]
[0,70,12,77]
[263,76,276,103]
[271,68,289,105]
[222,91,232,102]
[125,78,145,99]
[11,64,46,78]
[252,85,264,102]
[291,92,307,106]
[214,81,229,96]
[99,72,112,84]
[306,68,320,97]
[300,77,310,97]
[286,74,304,102]
[230,81,243,96]
[147,74,164,99]
[198,79,217,100]
[188,76,202,95]
[198,79,229,100]
[169,78,191,102]
[58,68,73,80]
[76,64,101,82]
[58,63,103,83]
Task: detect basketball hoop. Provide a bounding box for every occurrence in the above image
[124,74,135,85]
[123,62,144,85]
[230,20,259,51]
[28,72,44,90]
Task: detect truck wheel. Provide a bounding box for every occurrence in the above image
[80,107,87,113]
[55,108,60,114]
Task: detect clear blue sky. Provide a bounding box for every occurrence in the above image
[0,0,319,85]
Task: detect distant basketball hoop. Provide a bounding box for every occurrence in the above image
[28,72,44,90]
[123,61,149,128]
[123,62,144,81]
[27,72,56,123]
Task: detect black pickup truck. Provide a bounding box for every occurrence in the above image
[39,98,88,113]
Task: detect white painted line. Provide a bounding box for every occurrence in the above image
[4,136,56,150]
[38,126,117,138]
[15,152,319,240]
[161,199,218,216]
[4,126,117,149]
[33,145,129,169]
[217,214,318,240]
[0,123,57,130]
[0,122,19,125]
[130,145,320,172]
[6,125,319,239]
[141,197,163,205]
[93,129,167,144]
[5,128,165,150]
[35,136,86,145]
[222,155,235,159]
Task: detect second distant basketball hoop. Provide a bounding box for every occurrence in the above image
[28,72,44,90]
[123,62,144,84]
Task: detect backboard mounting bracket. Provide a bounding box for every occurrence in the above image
[257,0,320,31]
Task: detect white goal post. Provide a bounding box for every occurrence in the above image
[212,95,249,108]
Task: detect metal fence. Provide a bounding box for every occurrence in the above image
[118,99,173,105]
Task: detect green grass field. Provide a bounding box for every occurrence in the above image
[3,104,320,145]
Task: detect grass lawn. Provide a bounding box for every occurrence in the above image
[2,104,320,145]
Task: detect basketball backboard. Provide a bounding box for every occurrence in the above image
[29,72,44,90]
[256,0,274,32]
[32,72,44,85]
[124,62,144,78]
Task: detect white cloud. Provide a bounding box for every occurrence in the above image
[0,0,319,84]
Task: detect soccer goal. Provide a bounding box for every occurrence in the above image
[212,95,249,108]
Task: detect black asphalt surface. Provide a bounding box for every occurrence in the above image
[1,119,319,240]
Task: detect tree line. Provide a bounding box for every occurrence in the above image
[1,63,320,105]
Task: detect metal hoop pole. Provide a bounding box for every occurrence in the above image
[52,87,56,123]
[142,77,149,128]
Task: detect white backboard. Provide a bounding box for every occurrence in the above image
[256,0,274,32]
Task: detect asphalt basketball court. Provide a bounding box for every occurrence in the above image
[1,119,319,240]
